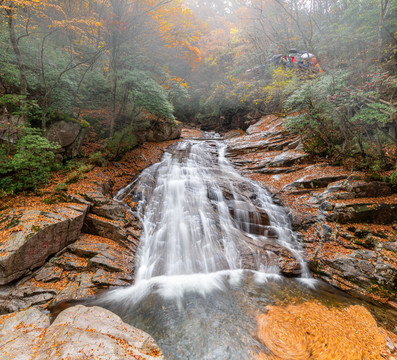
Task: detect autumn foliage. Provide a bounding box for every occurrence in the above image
[256,302,392,360]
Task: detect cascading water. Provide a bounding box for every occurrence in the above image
[97,137,319,359]
[116,139,309,280]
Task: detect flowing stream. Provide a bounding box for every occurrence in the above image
[94,138,393,359]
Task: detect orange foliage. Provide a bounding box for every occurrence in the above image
[0,0,101,33]
[256,302,391,360]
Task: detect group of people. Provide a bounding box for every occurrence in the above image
[270,49,323,72]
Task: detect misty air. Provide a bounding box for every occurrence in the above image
[0,0,396,359]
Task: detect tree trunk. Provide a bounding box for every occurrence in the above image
[7,11,27,95]
[109,36,118,139]
[110,74,117,138]
[41,96,48,133]
[378,0,390,61]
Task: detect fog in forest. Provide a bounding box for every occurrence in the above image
[1,1,397,359]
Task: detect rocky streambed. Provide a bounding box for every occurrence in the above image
[0,123,396,359]
[226,114,397,308]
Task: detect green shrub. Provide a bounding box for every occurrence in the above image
[44,183,68,204]
[284,70,397,169]
[89,151,106,167]
[78,164,93,173]
[61,160,84,174]
[0,133,60,194]
[65,164,93,184]
[390,167,397,185]
[106,127,137,160]
[65,170,82,184]
[54,183,68,192]
[0,94,41,124]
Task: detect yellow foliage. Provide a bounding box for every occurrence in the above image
[149,0,204,65]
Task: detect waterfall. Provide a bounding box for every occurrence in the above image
[113,139,311,290]
[98,138,317,360]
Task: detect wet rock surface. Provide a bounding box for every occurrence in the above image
[0,204,89,285]
[118,137,306,280]
[226,114,397,305]
[0,305,164,359]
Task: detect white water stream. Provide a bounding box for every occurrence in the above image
[116,139,309,282]
[98,138,318,359]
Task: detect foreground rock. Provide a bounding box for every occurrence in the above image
[0,185,137,313]
[1,232,135,313]
[0,305,164,359]
[0,204,89,285]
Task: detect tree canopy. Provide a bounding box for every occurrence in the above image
[0,0,396,192]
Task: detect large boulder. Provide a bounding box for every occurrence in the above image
[136,119,182,143]
[0,305,164,360]
[0,307,50,360]
[47,120,88,158]
[0,204,89,285]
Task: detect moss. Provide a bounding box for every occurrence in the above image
[353,237,378,250]
[66,170,83,184]
[81,120,90,128]
[44,191,68,204]
[88,152,105,167]
[32,225,41,232]
[309,259,328,276]
[5,213,22,230]
[78,164,93,173]
[370,283,397,299]
[354,204,372,213]
[54,183,68,192]
[25,225,41,240]
[43,198,55,205]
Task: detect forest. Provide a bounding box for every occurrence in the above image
[0,0,396,194]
